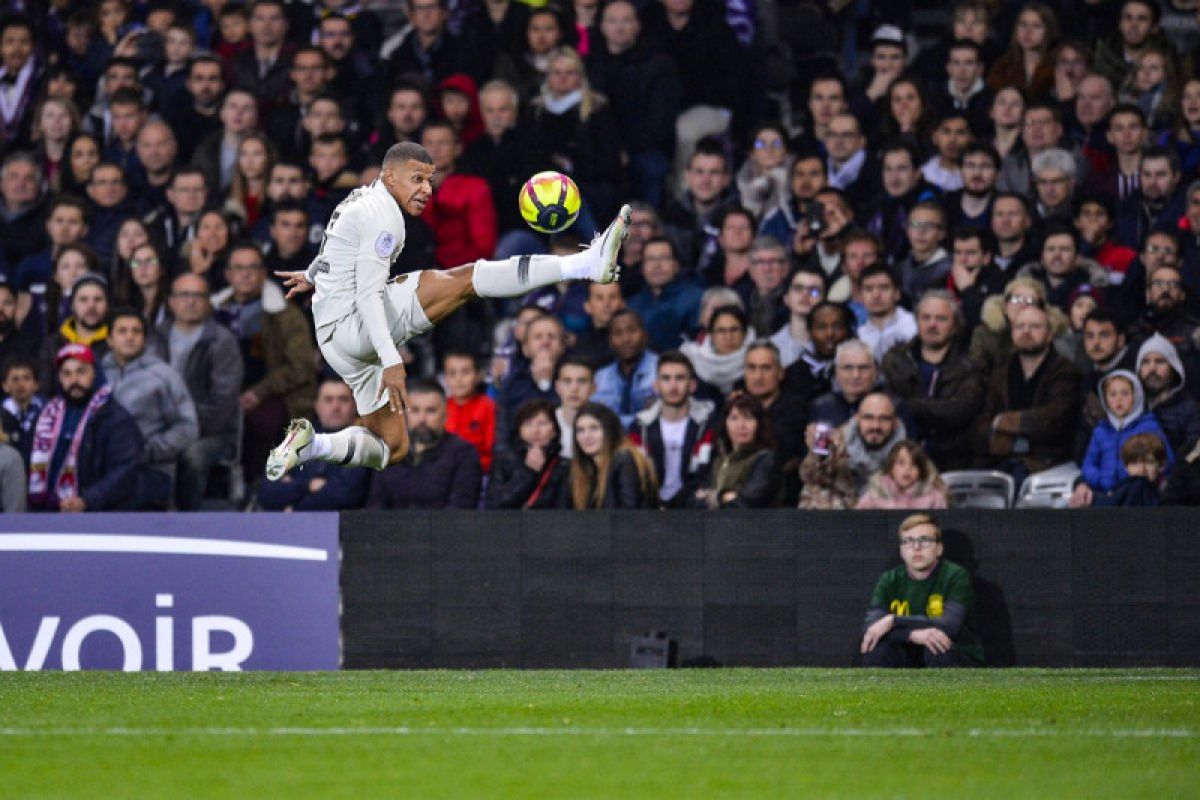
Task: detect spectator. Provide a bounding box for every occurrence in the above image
[969,276,1070,376]
[790,188,855,290]
[1075,193,1137,285]
[973,304,1082,483]
[1,354,42,451]
[36,273,110,394]
[420,120,498,269]
[230,0,296,117]
[883,291,985,470]
[989,87,1026,162]
[741,341,807,501]
[1017,224,1109,312]
[1127,264,1199,371]
[856,440,950,510]
[809,340,884,428]
[266,47,334,161]
[947,227,1007,331]
[586,0,682,207]
[1090,103,1147,201]
[0,15,40,147]
[997,101,1089,198]
[991,192,1038,271]
[262,201,316,277]
[160,273,243,511]
[703,206,755,296]
[462,80,537,249]
[857,264,916,362]
[1114,147,1185,247]
[593,308,658,428]
[988,4,1058,100]
[1031,147,1078,224]
[132,120,179,216]
[782,300,853,405]
[824,113,878,217]
[443,351,495,473]
[689,393,777,509]
[736,122,791,221]
[895,201,952,303]
[1072,74,1117,167]
[827,230,880,311]
[317,12,380,133]
[921,112,972,193]
[1136,334,1200,455]
[180,210,234,293]
[1075,308,1138,454]
[568,400,658,508]
[101,308,199,509]
[569,281,623,369]
[799,391,907,509]
[367,82,431,167]
[1093,0,1165,89]
[931,39,993,136]
[1092,432,1168,506]
[27,343,141,512]
[486,397,571,509]
[1073,370,1173,505]
[743,236,791,337]
[680,304,751,396]
[192,89,259,195]
[13,194,89,322]
[168,55,225,163]
[627,236,703,353]
[496,312,565,441]
[1162,439,1200,505]
[859,514,984,668]
[760,151,827,251]
[366,379,483,509]
[0,153,48,269]
[257,378,371,511]
[866,141,938,263]
[146,167,209,269]
[552,356,596,457]
[115,242,171,329]
[0,282,33,372]
[946,142,1000,230]
[0,422,23,511]
[771,268,826,367]
[212,242,316,481]
[386,0,483,86]
[628,350,716,507]
[663,137,738,269]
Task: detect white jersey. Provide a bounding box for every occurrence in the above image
[305,180,407,367]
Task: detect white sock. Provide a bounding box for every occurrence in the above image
[310,427,391,470]
[472,253,593,297]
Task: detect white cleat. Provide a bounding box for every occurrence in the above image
[588,204,631,284]
[266,418,314,481]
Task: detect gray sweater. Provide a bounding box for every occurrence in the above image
[0,442,25,511]
[101,349,199,479]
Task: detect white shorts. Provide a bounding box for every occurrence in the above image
[317,271,433,416]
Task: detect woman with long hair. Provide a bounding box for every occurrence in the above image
[988,86,1027,160]
[569,402,658,509]
[486,398,572,509]
[116,241,171,328]
[690,393,779,508]
[60,132,101,196]
[1050,40,1092,103]
[109,216,152,286]
[987,3,1059,101]
[1163,78,1200,174]
[180,210,234,291]
[225,132,276,228]
[856,440,950,509]
[880,77,936,153]
[28,244,100,340]
[493,7,573,103]
[29,98,81,192]
[1121,43,1180,134]
[527,46,623,222]
[680,304,754,394]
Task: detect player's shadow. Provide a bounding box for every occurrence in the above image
[942,528,1017,667]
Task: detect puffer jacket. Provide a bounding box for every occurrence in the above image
[968,293,1072,376]
[1081,370,1174,491]
[855,472,949,510]
[100,348,199,480]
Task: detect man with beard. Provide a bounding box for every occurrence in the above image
[883,290,985,470]
[258,378,371,511]
[36,274,110,394]
[101,309,198,510]
[799,391,907,508]
[316,13,378,135]
[1075,308,1139,456]
[1128,264,1200,367]
[1017,225,1108,312]
[628,351,715,507]
[1093,0,1165,88]
[946,142,1000,229]
[860,514,985,668]
[367,82,431,168]
[973,304,1081,482]
[1136,334,1200,455]
[168,55,225,163]
[365,379,482,509]
[947,227,1006,330]
[761,151,828,251]
[782,301,853,406]
[1115,148,1186,248]
[990,193,1038,271]
[26,343,141,512]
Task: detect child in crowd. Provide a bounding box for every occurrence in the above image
[856,440,950,509]
[443,351,496,473]
[1091,433,1168,507]
[1,355,45,453]
[1076,370,1173,501]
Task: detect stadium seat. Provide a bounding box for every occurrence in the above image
[941,471,1015,509]
[1015,463,1082,509]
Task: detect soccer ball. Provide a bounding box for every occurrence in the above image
[519,171,581,234]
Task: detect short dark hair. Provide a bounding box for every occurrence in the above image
[688,135,728,169]
[1025,100,1063,125]
[513,397,560,443]
[188,54,224,77]
[226,239,265,266]
[642,236,679,261]
[948,38,982,59]
[807,300,856,333]
[1083,308,1122,331]
[271,199,309,223]
[608,307,645,331]
[1109,102,1147,126]
[709,304,748,332]
[107,87,143,110]
[952,226,995,253]
[109,306,146,334]
[1042,222,1078,249]
[48,193,89,220]
[170,164,207,188]
[1,354,37,383]
[407,377,445,399]
[1141,145,1180,174]
[1074,191,1115,220]
[553,355,595,382]
[441,349,478,370]
[0,281,14,301]
[656,350,696,379]
[718,393,774,453]
[104,56,139,76]
[880,139,919,168]
[859,263,897,287]
[962,141,1001,169]
[0,12,35,39]
[1121,0,1161,26]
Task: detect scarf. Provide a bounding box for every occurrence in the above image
[544,89,583,115]
[60,318,109,345]
[827,149,865,190]
[680,333,754,394]
[28,385,111,508]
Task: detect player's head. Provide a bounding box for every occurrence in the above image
[381,141,434,216]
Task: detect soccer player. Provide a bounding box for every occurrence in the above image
[266,142,630,479]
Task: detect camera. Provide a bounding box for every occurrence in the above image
[805,202,826,237]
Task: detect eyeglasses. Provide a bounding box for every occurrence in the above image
[1150,279,1182,290]
[754,138,785,149]
[790,285,823,298]
[1006,295,1038,306]
[751,257,787,266]
[900,536,939,549]
[1034,176,1071,187]
[130,257,159,268]
[907,220,942,231]
[1145,245,1178,256]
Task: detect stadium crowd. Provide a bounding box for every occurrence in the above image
[2,0,1200,512]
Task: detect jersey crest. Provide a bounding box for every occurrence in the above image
[375,231,396,258]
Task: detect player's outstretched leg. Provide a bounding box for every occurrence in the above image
[265,418,392,481]
[471,204,630,297]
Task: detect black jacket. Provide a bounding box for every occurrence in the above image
[586,41,682,156]
[485,445,571,509]
[690,447,779,509]
[882,338,986,470]
[366,433,483,509]
[592,448,657,509]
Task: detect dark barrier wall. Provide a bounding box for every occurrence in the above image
[340,509,1200,668]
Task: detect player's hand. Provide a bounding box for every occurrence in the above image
[276,270,315,300]
[860,614,894,654]
[910,628,952,654]
[381,363,409,415]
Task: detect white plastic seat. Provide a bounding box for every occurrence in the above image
[1016,463,1082,509]
[942,470,1015,509]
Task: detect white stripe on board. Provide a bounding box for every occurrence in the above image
[0,534,328,561]
[0,726,1192,739]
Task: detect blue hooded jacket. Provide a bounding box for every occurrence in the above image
[1081,370,1174,491]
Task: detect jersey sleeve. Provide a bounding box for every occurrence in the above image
[353,208,403,369]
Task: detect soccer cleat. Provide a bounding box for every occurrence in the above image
[265,418,314,481]
[587,204,631,284]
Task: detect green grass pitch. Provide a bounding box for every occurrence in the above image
[1,669,1196,798]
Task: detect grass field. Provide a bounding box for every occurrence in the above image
[1,669,1196,799]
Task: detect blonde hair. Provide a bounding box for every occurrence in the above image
[539,47,606,121]
[898,513,942,540]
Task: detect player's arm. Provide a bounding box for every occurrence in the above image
[354,222,408,412]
